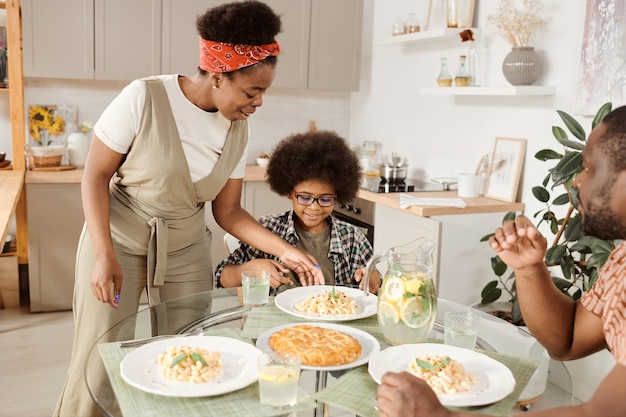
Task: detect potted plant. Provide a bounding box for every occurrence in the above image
[479,102,617,326]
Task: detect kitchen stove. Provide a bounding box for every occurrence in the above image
[361,177,444,194]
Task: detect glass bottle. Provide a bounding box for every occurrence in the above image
[446,0,458,28]
[405,13,420,33]
[391,16,405,36]
[437,57,452,87]
[454,55,470,87]
[467,41,481,86]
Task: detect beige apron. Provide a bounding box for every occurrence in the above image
[54,78,247,417]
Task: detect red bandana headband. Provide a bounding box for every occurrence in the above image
[199,38,281,73]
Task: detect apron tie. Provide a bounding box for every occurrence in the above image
[147,216,169,304]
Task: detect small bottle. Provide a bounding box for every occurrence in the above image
[405,13,420,33]
[437,57,453,87]
[467,40,481,86]
[392,17,406,36]
[455,55,470,87]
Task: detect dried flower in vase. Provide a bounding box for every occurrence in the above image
[79,120,94,133]
[487,0,547,47]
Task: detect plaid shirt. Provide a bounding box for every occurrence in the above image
[215,211,374,294]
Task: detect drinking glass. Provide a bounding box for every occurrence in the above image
[444,311,480,350]
[257,352,300,407]
[241,270,270,306]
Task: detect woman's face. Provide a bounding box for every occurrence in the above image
[288,180,337,234]
[214,64,276,121]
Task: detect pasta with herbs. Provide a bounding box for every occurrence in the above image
[293,288,356,315]
[157,345,222,383]
[408,354,476,394]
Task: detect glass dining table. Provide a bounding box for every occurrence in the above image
[85,288,575,417]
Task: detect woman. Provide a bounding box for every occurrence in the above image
[215,130,381,294]
[54,2,322,416]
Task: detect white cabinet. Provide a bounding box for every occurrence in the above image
[26,183,84,312]
[267,0,363,91]
[23,0,161,81]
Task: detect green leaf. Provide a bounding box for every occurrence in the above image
[532,186,550,203]
[552,277,574,293]
[330,287,339,299]
[546,245,568,265]
[415,356,451,372]
[191,352,208,367]
[171,353,188,367]
[481,288,502,304]
[491,256,508,276]
[503,211,517,222]
[551,152,583,186]
[557,110,586,141]
[563,215,584,242]
[479,232,494,242]
[591,102,612,129]
[552,193,571,206]
[535,149,562,161]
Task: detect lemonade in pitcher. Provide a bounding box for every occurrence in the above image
[363,237,437,345]
[378,271,437,344]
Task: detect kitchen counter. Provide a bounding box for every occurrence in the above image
[358,188,525,216]
[24,166,525,216]
[0,170,25,247]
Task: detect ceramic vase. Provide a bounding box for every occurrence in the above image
[502,46,542,86]
[68,132,91,167]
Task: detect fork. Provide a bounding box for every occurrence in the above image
[119,327,205,348]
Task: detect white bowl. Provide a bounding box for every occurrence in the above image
[256,157,269,167]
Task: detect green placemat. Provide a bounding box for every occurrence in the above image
[312,350,538,417]
[98,327,317,417]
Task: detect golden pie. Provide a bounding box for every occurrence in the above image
[268,324,362,366]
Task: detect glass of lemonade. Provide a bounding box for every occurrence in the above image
[241,271,271,307]
[257,352,300,407]
[377,271,437,345]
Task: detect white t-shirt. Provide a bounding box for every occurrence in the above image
[94,74,247,182]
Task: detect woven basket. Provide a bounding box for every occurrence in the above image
[28,153,63,168]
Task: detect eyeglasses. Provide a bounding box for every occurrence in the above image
[294,193,336,207]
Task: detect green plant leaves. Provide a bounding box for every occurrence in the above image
[532,186,550,203]
[535,149,562,161]
[556,110,586,141]
[551,152,582,187]
[591,102,612,129]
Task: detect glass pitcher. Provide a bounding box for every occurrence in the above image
[363,237,437,345]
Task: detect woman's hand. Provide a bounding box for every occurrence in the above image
[90,254,123,308]
[279,246,325,286]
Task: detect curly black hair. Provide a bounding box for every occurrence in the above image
[598,105,626,172]
[266,131,362,205]
[196,0,282,75]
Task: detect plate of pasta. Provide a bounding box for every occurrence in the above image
[119,335,262,397]
[274,285,377,321]
[368,343,515,406]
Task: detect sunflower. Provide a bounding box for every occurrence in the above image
[28,105,66,144]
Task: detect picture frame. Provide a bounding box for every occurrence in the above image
[485,137,527,202]
[426,0,476,31]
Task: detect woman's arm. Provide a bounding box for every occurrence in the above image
[212,178,324,286]
[81,136,125,308]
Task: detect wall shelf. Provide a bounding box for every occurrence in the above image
[419,85,557,96]
[379,28,479,46]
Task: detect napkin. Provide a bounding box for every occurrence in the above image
[400,193,467,209]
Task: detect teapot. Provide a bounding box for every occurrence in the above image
[363,237,437,345]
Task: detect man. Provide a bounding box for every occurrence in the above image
[376,105,626,417]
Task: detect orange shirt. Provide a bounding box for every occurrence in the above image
[581,241,626,366]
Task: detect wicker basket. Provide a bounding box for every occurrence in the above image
[28,153,63,168]
[25,144,66,168]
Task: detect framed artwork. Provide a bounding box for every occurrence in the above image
[485,137,527,202]
[426,0,476,31]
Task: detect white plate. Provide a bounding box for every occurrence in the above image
[274,285,377,322]
[256,322,380,372]
[120,335,262,397]
[368,343,515,407]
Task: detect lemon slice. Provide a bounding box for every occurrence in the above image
[382,277,405,303]
[401,296,432,329]
[378,300,400,325]
[259,366,298,382]
[404,279,423,296]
